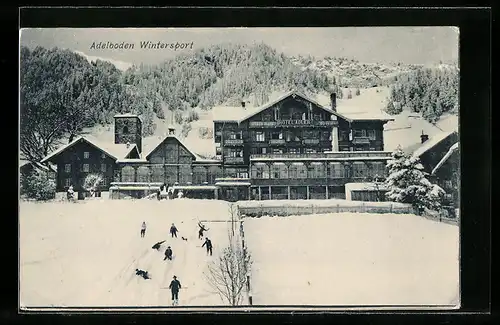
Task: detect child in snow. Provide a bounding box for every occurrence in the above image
[164,246,173,260]
[140,221,147,238]
[169,275,181,305]
[135,269,150,280]
[152,240,165,250]
[202,237,213,256]
[66,185,74,200]
[170,223,178,238]
[198,222,209,240]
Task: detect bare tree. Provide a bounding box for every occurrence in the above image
[228,202,239,238]
[204,229,252,306]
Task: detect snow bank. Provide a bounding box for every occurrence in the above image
[243,212,459,306]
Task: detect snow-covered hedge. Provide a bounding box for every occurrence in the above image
[237,199,415,217]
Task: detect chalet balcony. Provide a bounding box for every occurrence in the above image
[224,139,244,146]
[224,157,245,164]
[269,139,286,145]
[352,137,372,144]
[249,120,338,128]
[302,138,320,145]
[250,151,393,161]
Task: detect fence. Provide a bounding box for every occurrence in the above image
[236,199,416,217]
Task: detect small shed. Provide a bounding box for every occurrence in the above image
[345,182,388,202]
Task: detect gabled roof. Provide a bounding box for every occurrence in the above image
[432,142,459,175]
[144,135,198,161]
[19,159,50,171]
[41,136,138,163]
[411,130,458,158]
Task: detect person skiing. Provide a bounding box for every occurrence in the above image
[135,269,150,280]
[152,240,165,250]
[198,221,209,240]
[170,223,178,238]
[140,221,147,238]
[202,237,213,256]
[164,246,173,260]
[169,275,181,305]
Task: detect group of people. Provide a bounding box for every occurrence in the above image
[156,183,185,201]
[135,220,214,305]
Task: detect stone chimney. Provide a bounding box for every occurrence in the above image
[168,125,176,136]
[330,93,337,112]
[420,130,429,144]
[126,141,130,148]
[241,101,246,109]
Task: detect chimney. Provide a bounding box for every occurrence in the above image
[330,93,337,112]
[168,125,176,136]
[241,101,246,109]
[420,130,429,144]
[126,141,130,148]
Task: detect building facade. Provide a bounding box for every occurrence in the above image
[42,90,396,201]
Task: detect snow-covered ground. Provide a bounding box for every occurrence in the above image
[243,213,459,306]
[19,199,233,307]
[20,199,459,309]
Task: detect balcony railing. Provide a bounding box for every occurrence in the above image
[224,157,245,164]
[250,151,393,160]
[302,138,320,145]
[352,137,372,144]
[224,139,244,146]
[249,120,338,128]
[269,139,286,145]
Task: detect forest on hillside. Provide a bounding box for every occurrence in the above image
[384,66,459,122]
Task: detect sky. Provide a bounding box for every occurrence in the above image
[20,27,459,67]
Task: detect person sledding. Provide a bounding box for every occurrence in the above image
[169,275,181,305]
[164,246,173,260]
[198,221,209,240]
[152,240,166,250]
[170,223,178,238]
[135,269,150,280]
[202,237,213,256]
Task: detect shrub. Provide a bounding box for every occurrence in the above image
[21,170,56,201]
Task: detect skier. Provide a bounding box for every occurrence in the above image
[170,223,178,238]
[202,237,213,256]
[164,246,173,260]
[152,240,166,250]
[135,269,150,280]
[198,221,209,240]
[140,221,147,238]
[169,275,181,305]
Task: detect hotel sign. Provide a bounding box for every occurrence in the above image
[249,120,337,128]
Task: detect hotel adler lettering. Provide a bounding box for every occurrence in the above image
[42,90,394,202]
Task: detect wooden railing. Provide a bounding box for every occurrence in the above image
[249,120,338,128]
[224,139,244,146]
[302,139,320,145]
[224,157,245,164]
[269,139,286,145]
[250,151,393,160]
[352,137,372,144]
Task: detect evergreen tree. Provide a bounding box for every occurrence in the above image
[384,147,445,213]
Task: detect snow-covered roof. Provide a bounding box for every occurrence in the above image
[412,130,457,158]
[212,106,255,122]
[114,113,140,118]
[143,135,201,161]
[19,159,50,171]
[41,136,138,163]
[337,110,395,121]
[345,182,388,192]
[432,142,459,175]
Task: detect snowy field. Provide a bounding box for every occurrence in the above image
[243,213,460,307]
[20,199,459,309]
[19,199,234,307]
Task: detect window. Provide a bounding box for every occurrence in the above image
[237,172,249,179]
[288,148,299,154]
[83,164,90,172]
[352,162,367,178]
[123,126,129,134]
[101,163,107,172]
[216,147,222,155]
[321,131,331,141]
[270,163,288,179]
[308,163,326,178]
[65,178,71,187]
[255,132,265,142]
[251,164,269,179]
[272,148,283,154]
[84,152,90,159]
[371,162,386,178]
[305,148,317,153]
[368,130,376,140]
[101,177,107,187]
[288,163,307,179]
[353,129,366,138]
[101,153,106,159]
[261,147,267,154]
[339,131,348,141]
[64,164,71,173]
[271,132,283,140]
[329,163,344,178]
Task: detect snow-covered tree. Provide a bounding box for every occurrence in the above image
[82,173,103,197]
[384,147,444,213]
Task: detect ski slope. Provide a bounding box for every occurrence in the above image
[19,199,233,307]
[243,213,460,306]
